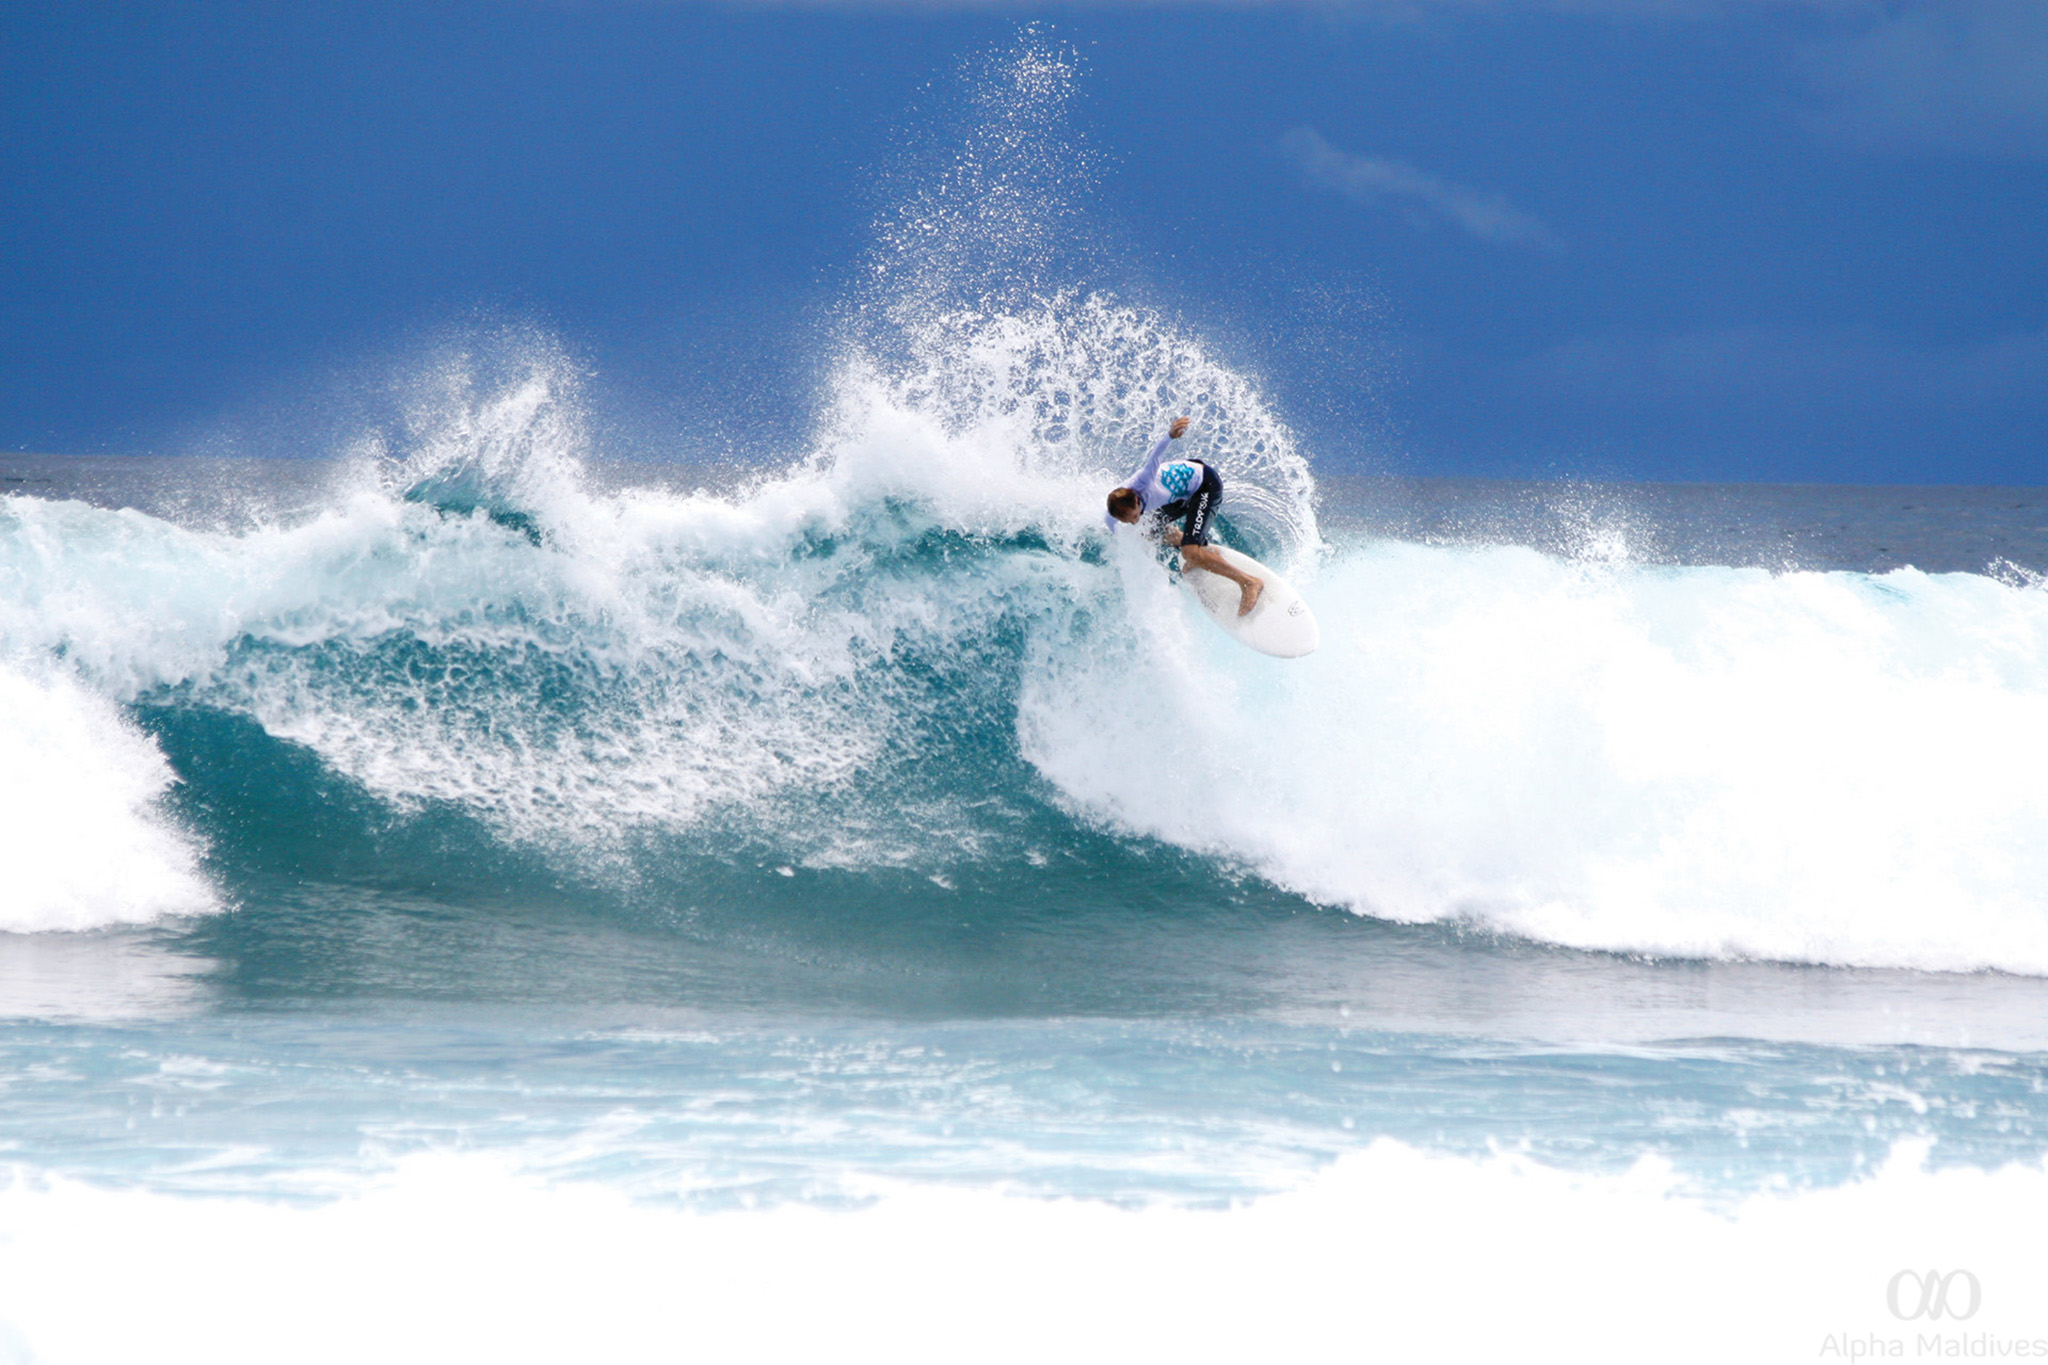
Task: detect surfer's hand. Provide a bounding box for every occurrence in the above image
[1163,526,1183,546]
[1168,417,1190,439]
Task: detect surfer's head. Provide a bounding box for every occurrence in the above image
[1107,488,1141,523]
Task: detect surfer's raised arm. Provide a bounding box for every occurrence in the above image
[1128,418,1189,491]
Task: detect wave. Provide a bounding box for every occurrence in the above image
[5,331,2048,972]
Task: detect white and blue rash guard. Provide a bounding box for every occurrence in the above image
[1106,433,1220,542]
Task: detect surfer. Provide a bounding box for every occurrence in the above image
[1106,417,1263,616]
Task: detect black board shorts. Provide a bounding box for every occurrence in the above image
[1159,463,1223,547]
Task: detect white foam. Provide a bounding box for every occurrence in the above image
[1026,539,2048,973]
[0,1140,2043,1363]
[0,661,214,932]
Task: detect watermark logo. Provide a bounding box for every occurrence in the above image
[1886,1270,1981,1322]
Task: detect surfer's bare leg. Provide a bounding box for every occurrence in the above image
[1180,542,1264,616]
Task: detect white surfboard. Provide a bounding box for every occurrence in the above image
[1181,545,1320,658]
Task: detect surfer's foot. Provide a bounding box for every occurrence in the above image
[1237,578,1264,616]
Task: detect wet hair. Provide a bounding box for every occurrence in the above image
[1107,488,1140,521]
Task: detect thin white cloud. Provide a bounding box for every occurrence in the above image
[1279,127,1560,250]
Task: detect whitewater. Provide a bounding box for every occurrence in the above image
[4,40,2048,1365]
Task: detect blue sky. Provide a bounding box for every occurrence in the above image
[3,0,2042,482]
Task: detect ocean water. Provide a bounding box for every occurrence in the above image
[6,45,2048,1365]
[5,396,2048,1360]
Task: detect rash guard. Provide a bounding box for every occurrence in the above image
[1107,433,1209,531]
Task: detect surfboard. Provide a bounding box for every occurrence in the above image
[1181,545,1320,658]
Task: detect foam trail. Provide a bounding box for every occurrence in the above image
[0,661,213,931]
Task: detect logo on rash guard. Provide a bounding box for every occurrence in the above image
[1160,463,1195,499]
